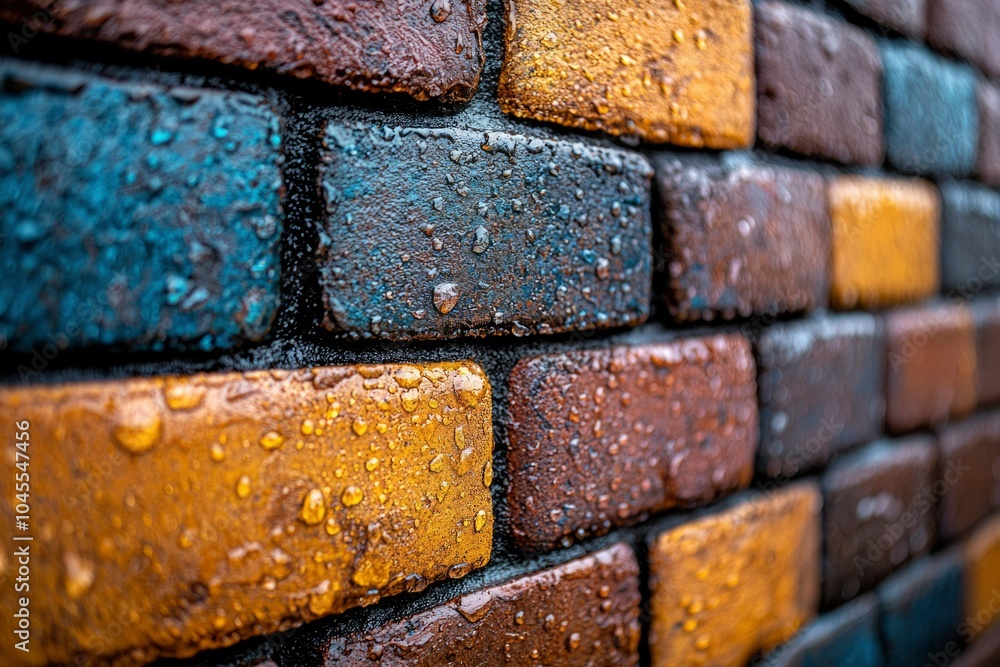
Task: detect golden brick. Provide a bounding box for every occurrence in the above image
[829,176,941,309]
[0,363,493,666]
[648,483,821,666]
[965,513,1000,639]
[498,0,755,147]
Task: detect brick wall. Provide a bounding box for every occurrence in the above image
[1,1,999,666]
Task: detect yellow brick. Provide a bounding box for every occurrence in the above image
[965,513,1000,639]
[0,363,493,666]
[498,0,755,147]
[648,483,821,666]
[829,176,941,309]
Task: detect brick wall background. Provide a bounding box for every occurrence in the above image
[1,1,999,666]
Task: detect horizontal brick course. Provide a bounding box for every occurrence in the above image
[0,0,487,101]
[648,483,821,666]
[326,542,641,665]
[842,0,926,38]
[756,314,885,478]
[929,0,1000,80]
[318,125,652,339]
[755,2,884,165]
[939,411,1000,541]
[939,182,1000,293]
[507,334,757,550]
[655,155,828,321]
[0,363,493,665]
[497,0,755,147]
[759,595,882,667]
[974,298,1000,406]
[0,62,283,354]
[965,513,1000,640]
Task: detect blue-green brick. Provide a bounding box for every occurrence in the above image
[0,61,283,354]
[881,42,978,177]
[758,595,882,667]
[939,182,1000,293]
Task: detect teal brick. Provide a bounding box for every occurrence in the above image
[758,595,882,667]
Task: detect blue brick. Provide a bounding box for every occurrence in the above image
[881,42,978,176]
[0,61,283,354]
[939,182,1000,293]
[758,595,882,667]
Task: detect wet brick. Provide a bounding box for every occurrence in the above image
[0,363,493,666]
[939,182,1000,293]
[318,124,652,340]
[964,513,1000,640]
[758,595,883,667]
[842,0,926,38]
[978,80,1000,187]
[929,0,1000,79]
[974,298,1000,406]
[939,411,1000,541]
[648,483,821,667]
[0,0,487,102]
[654,154,828,321]
[821,438,937,607]
[755,2,883,165]
[507,334,757,550]
[885,303,977,433]
[756,314,885,479]
[0,61,282,354]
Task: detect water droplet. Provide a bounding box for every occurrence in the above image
[64,552,95,599]
[596,257,610,279]
[472,226,489,254]
[260,431,285,450]
[301,419,316,436]
[430,0,451,22]
[401,388,420,412]
[433,282,460,314]
[342,485,364,507]
[210,443,226,462]
[453,366,485,407]
[541,31,559,48]
[325,518,341,535]
[567,632,581,652]
[483,460,494,487]
[366,457,380,471]
[457,591,493,622]
[395,366,422,389]
[112,397,163,455]
[352,416,368,436]
[164,383,205,411]
[300,488,327,526]
[236,475,252,499]
[474,509,487,532]
[430,453,446,473]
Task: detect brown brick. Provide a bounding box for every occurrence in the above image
[842,0,926,39]
[0,363,493,666]
[829,176,941,310]
[756,314,885,479]
[655,155,829,321]
[965,513,1000,639]
[929,0,1000,80]
[978,80,1000,187]
[0,1,487,101]
[498,0,755,147]
[755,2,883,165]
[507,334,757,550]
[974,298,1000,406]
[822,438,937,607]
[648,483,821,667]
[885,303,977,433]
[939,411,1000,541]
[327,542,641,665]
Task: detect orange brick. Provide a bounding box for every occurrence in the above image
[829,177,940,310]
[964,513,1000,639]
[0,363,493,666]
[498,0,755,147]
[648,483,821,666]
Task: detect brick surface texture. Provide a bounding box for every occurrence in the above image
[843,0,927,38]
[939,411,1000,540]
[940,182,1000,292]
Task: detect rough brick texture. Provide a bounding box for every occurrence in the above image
[655,155,828,321]
[978,80,1000,186]
[755,2,883,165]
[842,0,926,38]
[759,595,882,667]
[318,125,652,339]
[974,298,1000,406]
[965,513,1000,639]
[929,0,1000,79]
[822,439,937,607]
[939,182,1000,293]
[0,1,487,102]
[507,335,757,550]
[885,304,977,433]
[881,42,979,176]
[648,484,821,667]
[756,314,885,479]
[0,62,282,354]
[498,0,755,147]
[828,176,940,310]
[939,411,1000,541]
[326,543,641,665]
[0,363,493,665]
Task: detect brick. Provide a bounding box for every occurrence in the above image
[973,298,1000,406]
[756,314,885,479]
[939,411,1000,541]
[822,438,937,607]
[940,183,1000,293]
[326,543,641,665]
[878,552,965,667]
[828,176,940,310]
[842,0,926,38]
[978,81,1000,187]
[881,42,979,177]
[497,0,755,148]
[0,363,493,666]
[648,483,821,667]
[0,1,487,102]
[965,513,1000,639]
[758,595,883,667]
[0,62,282,355]
[929,0,1000,80]
[885,304,977,433]
[507,334,757,550]
[655,155,828,321]
[318,124,652,339]
[755,2,883,166]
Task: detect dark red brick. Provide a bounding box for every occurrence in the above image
[0,0,487,102]
[885,304,977,433]
[756,314,885,479]
[929,0,1000,79]
[755,2,883,165]
[974,298,1000,406]
[978,80,1000,187]
[938,411,1000,540]
[507,335,757,550]
[654,155,828,321]
[822,438,937,607]
[325,543,641,666]
[842,0,926,38]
